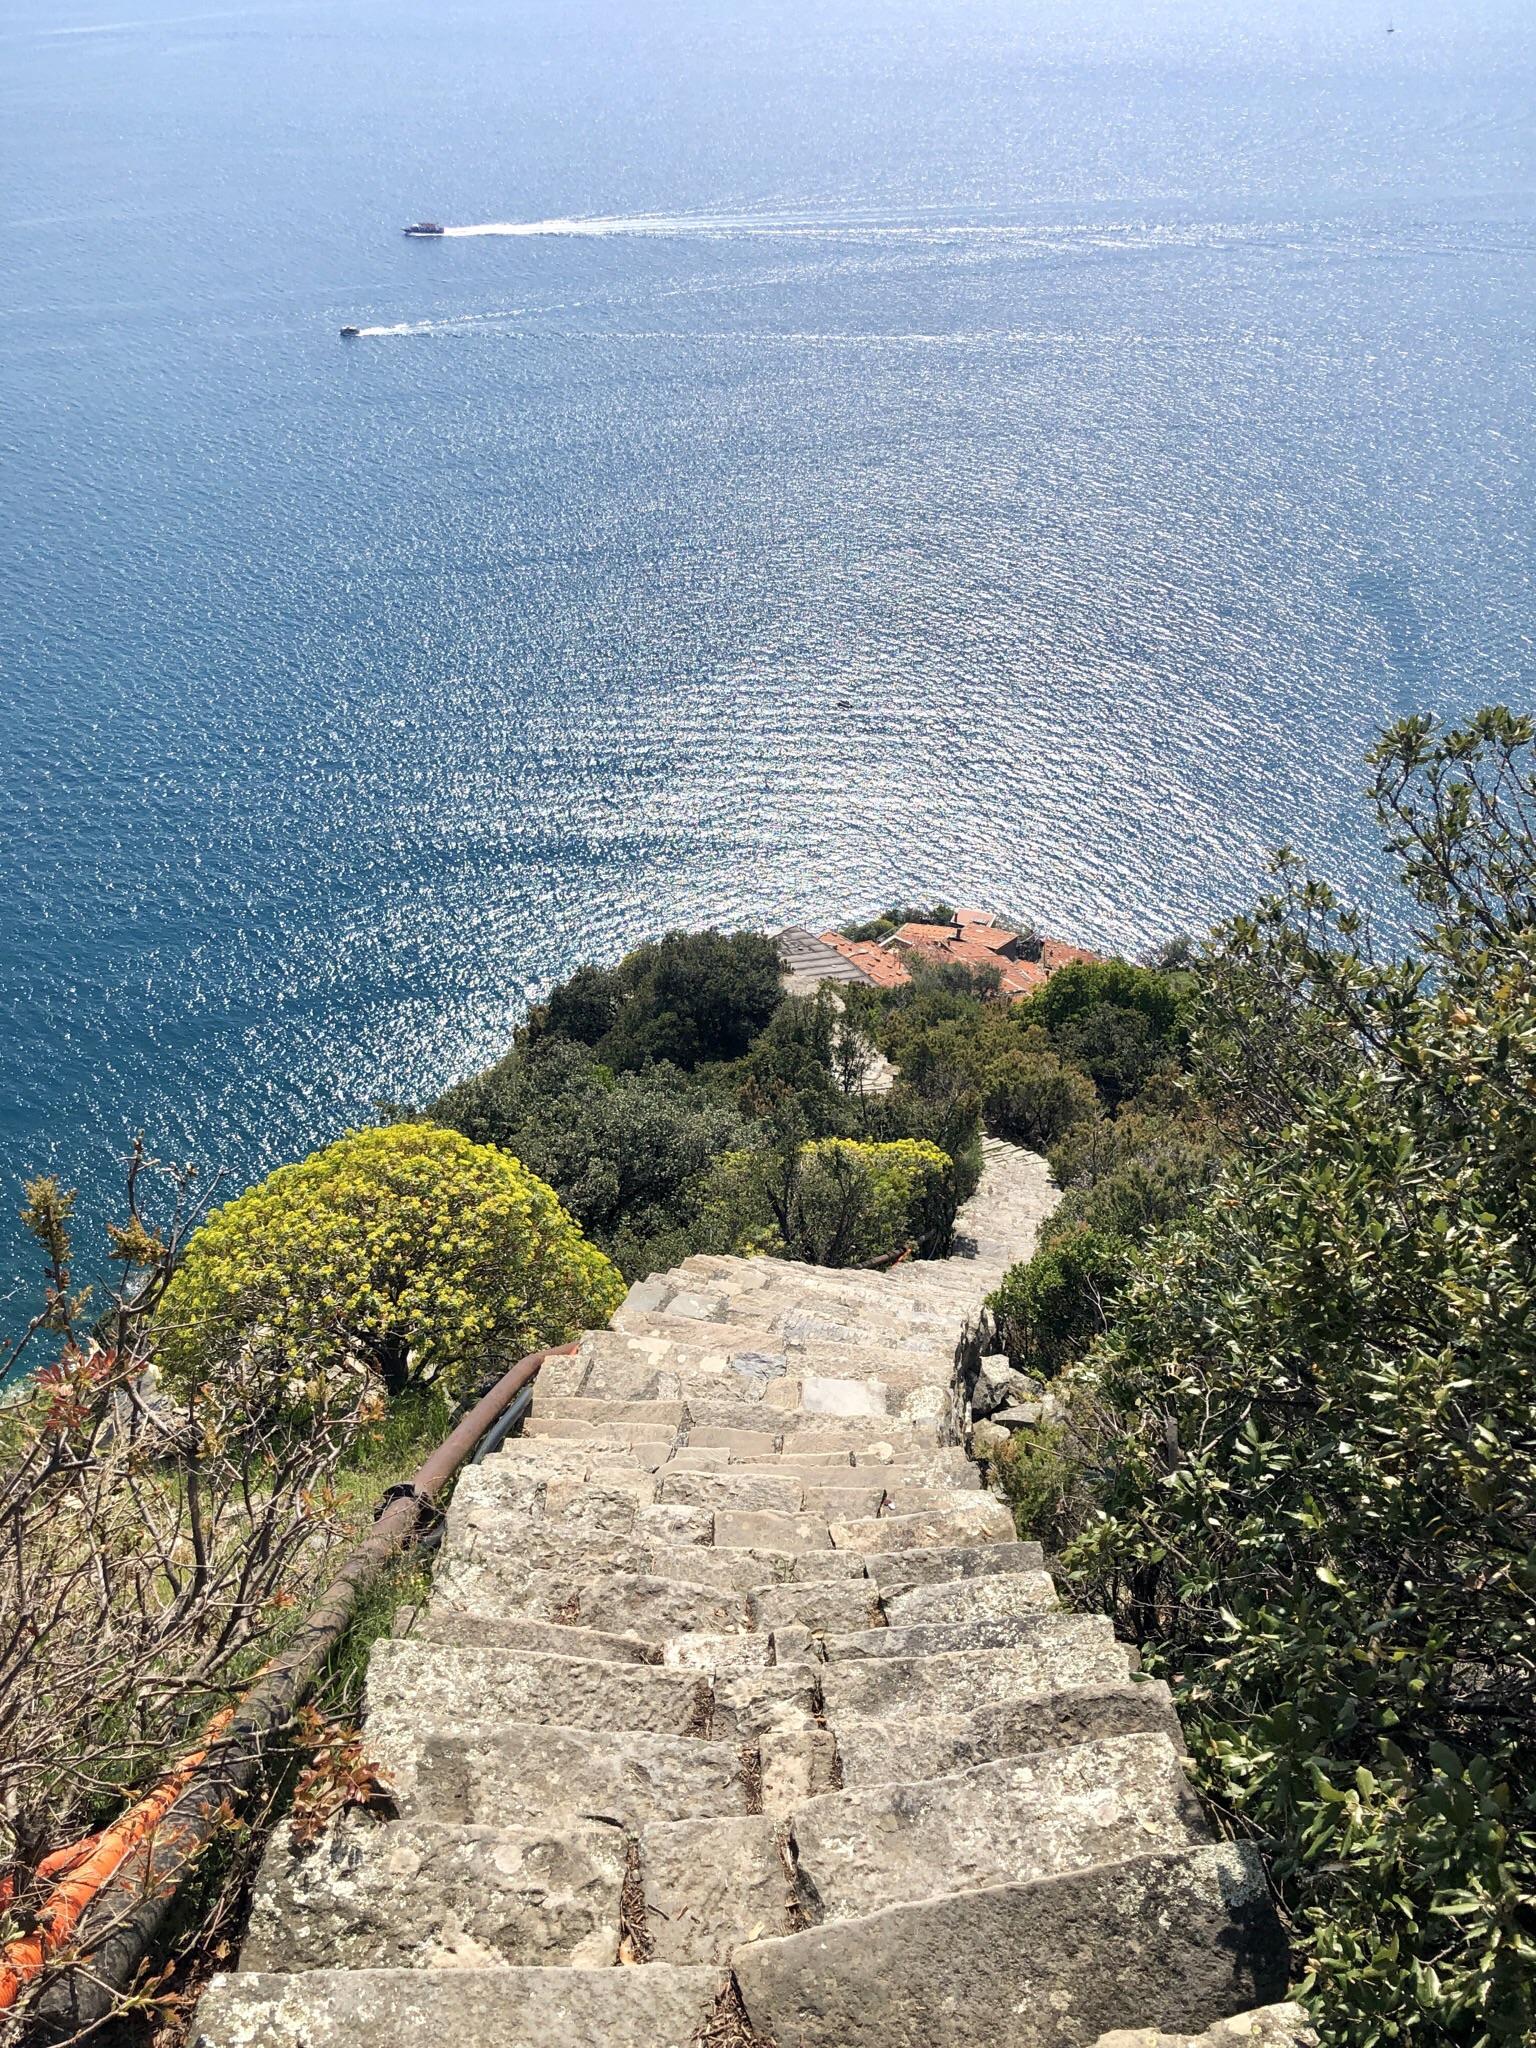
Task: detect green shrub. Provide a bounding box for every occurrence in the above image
[987,1222,1132,1377]
[1058,708,1536,2046]
[157,1124,625,1411]
[1050,1001,1171,1107]
[1029,957,1186,1046]
[983,1050,1099,1150]
[533,928,783,1072]
[434,1040,745,1281]
[703,1136,953,1267]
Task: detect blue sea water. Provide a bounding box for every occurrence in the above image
[2,0,1534,1298]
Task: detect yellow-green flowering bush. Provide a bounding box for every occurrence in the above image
[157,1123,624,1412]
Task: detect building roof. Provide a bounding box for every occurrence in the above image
[818,931,911,988]
[775,928,878,991]
[1040,939,1102,973]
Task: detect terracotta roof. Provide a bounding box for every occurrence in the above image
[957,925,1019,954]
[818,931,911,988]
[953,907,997,928]
[889,922,961,949]
[1040,940,1104,973]
[938,936,1048,998]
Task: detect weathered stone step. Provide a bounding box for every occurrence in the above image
[867,1539,1045,1590]
[747,1577,885,1634]
[612,1305,945,1365]
[639,1733,1206,1966]
[431,1562,753,1639]
[241,1815,626,1971]
[1088,2005,1318,2048]
[828,1497,1015,1551]
[401,1608,661,1664]
[193,1964,720,2048]
[400,1721,751,1828]
[655,1469,887,1518]
[813,1611,1080,1664]
[730,1842,1287,2048]
[647,1544,870,1591]
[786,1735,1207,1924]
[365,1642,816,1784]
[883,1568,1060,1624]
[572,1328,958,1401]
[832,1682,1187,1787]
[817,1634,1133,1721]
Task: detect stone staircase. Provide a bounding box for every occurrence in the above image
[193,1141,1307,2048]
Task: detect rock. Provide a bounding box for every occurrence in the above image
[992,1400,1044,1428]
[241,1815,626,1970]
[973,1354,1034,1417]
[193,1966,721,2048]
[970,1417,1011,1458]
[732,1843,1288,2048]
[1088,2006,1319,2048]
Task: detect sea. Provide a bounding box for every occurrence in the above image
[2,0,1534,1300]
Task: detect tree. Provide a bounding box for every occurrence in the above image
[703,1136,953,1267]
[987,1222,1131,1377]
[983,1049,1099,1149]
[550,929,784,1073]
[1055,708,1536,2046]
[1029,957,1186,1045]
[157,1125,624,1410]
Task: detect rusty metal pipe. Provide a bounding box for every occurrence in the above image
[26,1344,574,2040]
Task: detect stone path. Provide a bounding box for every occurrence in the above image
[193,1142,1306,2048]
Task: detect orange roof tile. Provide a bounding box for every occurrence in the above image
[818,931,912,988]
[889,922,960,948]
[1040,939,1104,973]
[954,907,997,928]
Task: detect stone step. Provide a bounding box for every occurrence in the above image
[639,1733,1206,1966]
[400,1721,751,1828]
[883,1569,1059,1625]
[832,1682,1187,1787]
[817,1635,1133,1722]
[641,1812,792,1963]
[1087,2007,1317,2048]
[814,1612,1081,1664]
[785,1734,1207,1925]
[612,1305,947,1364]
[573,1329,958,1401]
[241,1815,626,1971]
[444,1493,715,1568]
[827,1498,1016,1552]
[866,1539,1045,1590]
[400,1608,661,1664]
[364,1643,816,1791]
[654,1469,887,1519]
[647,1544,871,1591]
[747,1577,885,1634]
[193,1964,721,2048]
[730,1842,1288,2048]
[430,1563,753,1638]
[628,1263,971,1333]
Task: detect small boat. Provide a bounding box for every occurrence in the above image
[403,221,445,236]
[339,325,362,338]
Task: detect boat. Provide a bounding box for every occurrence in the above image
[339,325,362,338]
[402,221,445,236]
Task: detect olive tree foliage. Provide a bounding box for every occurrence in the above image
[702,1137,954,1268]
[1058,709,1536,2046]
[435,1037,746,1281]
[157,1124,625,1412]
[0,1152,373,2005]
